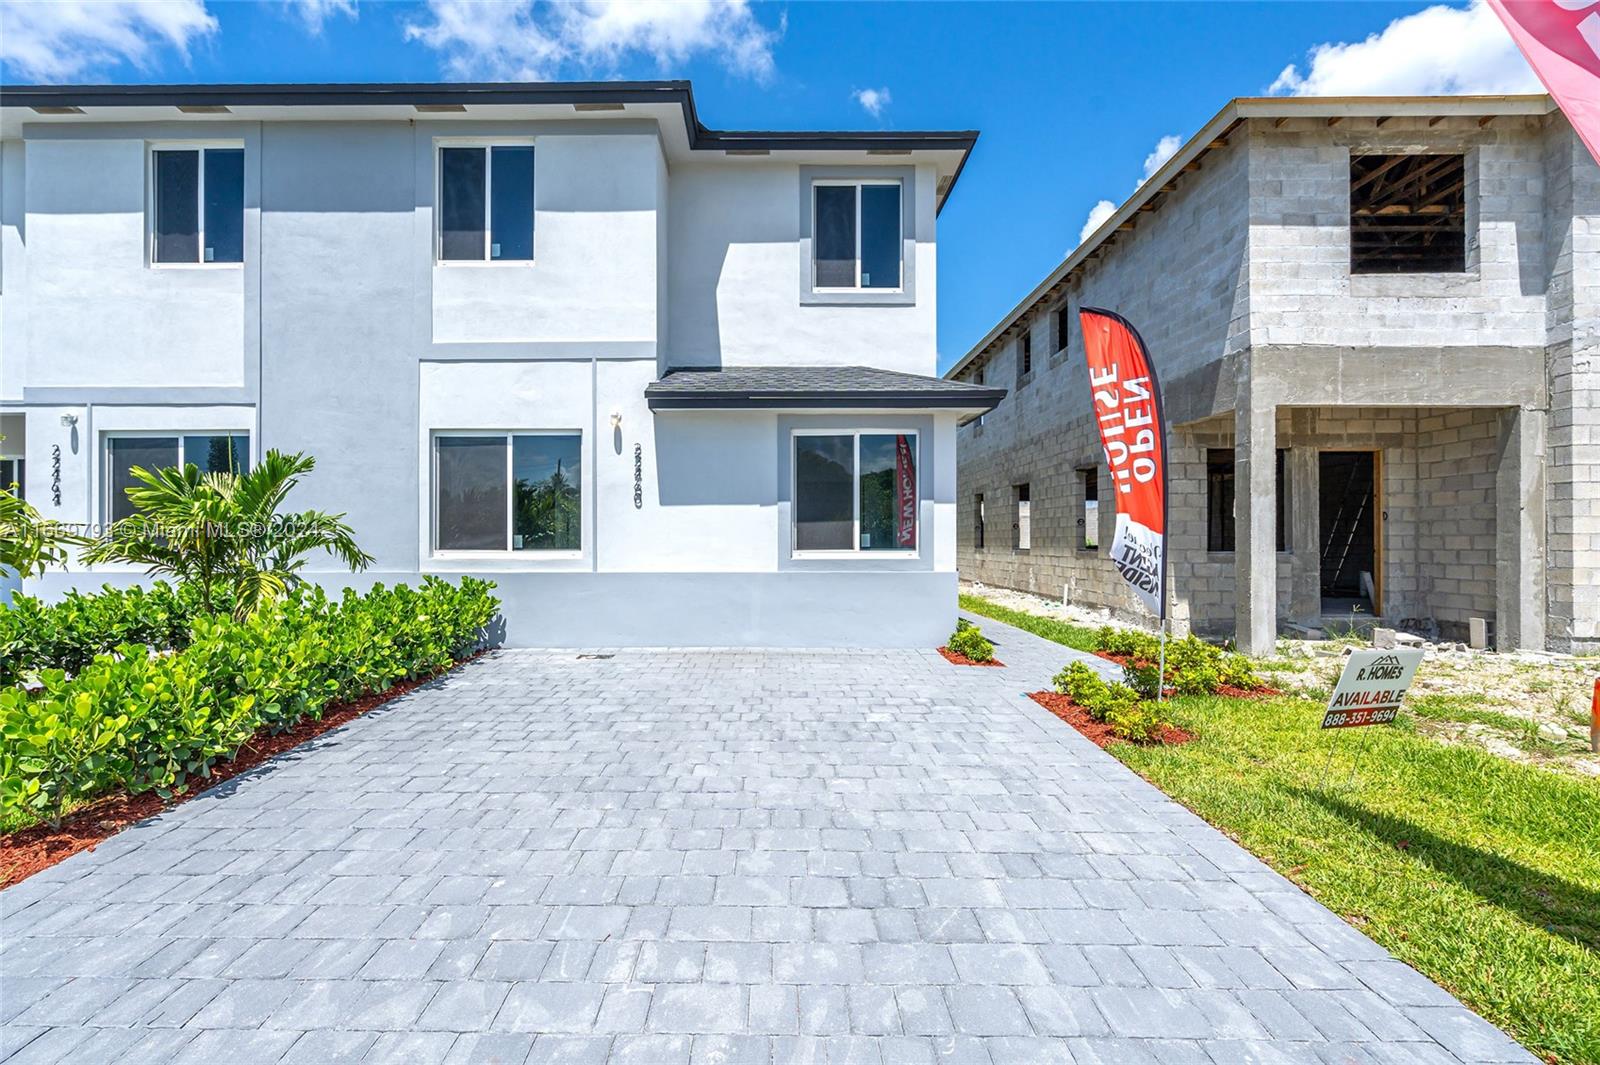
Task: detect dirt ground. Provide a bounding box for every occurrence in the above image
[962,581,1600,780]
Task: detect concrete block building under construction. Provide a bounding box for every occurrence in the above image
[946,94,1599,654]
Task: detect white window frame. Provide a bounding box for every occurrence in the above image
[790,428,919,559]
[434,139,537,266]
[147,141,245,269]
[101,430,251,524]
[430,429,582,558]
[811,179,904,294]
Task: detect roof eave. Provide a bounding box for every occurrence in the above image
[0,81,980,213]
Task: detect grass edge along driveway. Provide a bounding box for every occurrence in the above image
[961,593,1600,1065]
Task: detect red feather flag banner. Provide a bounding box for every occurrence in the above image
[1487,0,1600,167]
[1079,308,1168,620]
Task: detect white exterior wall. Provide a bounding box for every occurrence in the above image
[22,136,248,390]
[0,114,959,647]
[667,162,938,374]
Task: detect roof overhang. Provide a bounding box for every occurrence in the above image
[645,366,1006,423]
[0,80,980,213]
[945,92,1557,379]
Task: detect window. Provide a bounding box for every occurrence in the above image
[151,146,244,264]
[1206,448,1288,553]
[1080,469,1098,550]
[104,434,249,523]
[793,431,917,553]
[434,432,581,553]
[1350,154,1465,274]
[1014,484,1031,551]
[813,180,902,291]
[1054,304,1071,355]
[1018,329,1033,379]
[0,457,22,501]
[438,145,535,262]
[974,493,985,549]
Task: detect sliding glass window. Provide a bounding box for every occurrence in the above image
[438,144,535,262]
[793,431,917,554]
[434,432,581,554]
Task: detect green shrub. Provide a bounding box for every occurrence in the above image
[1218,653,1261,690]
[1121,660,1163,700]
[1051,661,1175,742]
[1092,626,1260,697]
[0,577,498,826]
[1094,625,1161,661]
[947,623,995,663]
[0,582,215,688]
[1101,700,1173,743]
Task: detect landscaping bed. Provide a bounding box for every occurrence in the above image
[1027,689,1192,747]
[938,645,1004,667]
[0,652,480,886]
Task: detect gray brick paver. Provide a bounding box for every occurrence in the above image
[0,641,1530,1063]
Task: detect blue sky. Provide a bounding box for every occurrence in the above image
[0,0,1539,372]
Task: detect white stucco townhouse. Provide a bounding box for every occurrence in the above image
[0,81,1002,646]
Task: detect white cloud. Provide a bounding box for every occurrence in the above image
[0,0,217,82]
[404,0,781,82]
[853,86,891,118]
[1139,134,1182,183]
[1075,131,1182,246]
[1078,199,1117,244]
[1270,0,1539,96]
[284,0,357,34]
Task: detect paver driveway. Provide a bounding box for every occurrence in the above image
[1,615,1530,1064]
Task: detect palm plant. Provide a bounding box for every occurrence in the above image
[81,450,373,616]
[1,489,81,580]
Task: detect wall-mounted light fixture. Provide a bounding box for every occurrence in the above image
[59,414,78,428]
[610,410,623,430]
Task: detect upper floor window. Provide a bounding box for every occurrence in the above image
[1054,303,1071,355]
[438,144,535,262]
[1018,328,1033,379]
[1350,154,1465,274]
[813,180,902,291]
[104,433,249,524]
[151,145,243,265]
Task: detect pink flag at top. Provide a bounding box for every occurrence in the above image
[1488,0,1600,165]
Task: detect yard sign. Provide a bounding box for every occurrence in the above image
[1079,308,1168,620]
[1321,648,1424,729]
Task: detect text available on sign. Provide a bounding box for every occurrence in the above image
[1321,648,1424,729]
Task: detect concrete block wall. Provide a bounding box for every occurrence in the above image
[1544,122,1600,651]
[1247,118,1548,350]
[957,109,1599,651]
[957,138,1252,627]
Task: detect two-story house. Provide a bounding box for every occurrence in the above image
[948,94,1599,655]
[0,81,1002,647]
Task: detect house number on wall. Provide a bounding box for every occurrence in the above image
[633,445,643,509]
[51,445,62,506]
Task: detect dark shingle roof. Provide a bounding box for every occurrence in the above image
[646,366,1006,415]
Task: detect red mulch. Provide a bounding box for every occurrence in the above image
[1092,651,1280,698]
[0,653,483,888]
[1027,690,1195,748]
[938,646,1005,667]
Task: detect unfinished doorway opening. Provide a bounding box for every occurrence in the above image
[1320,451,1380,616]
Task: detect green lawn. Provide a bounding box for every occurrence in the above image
[964,594,1600,1064]
[958,593,1100,652]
